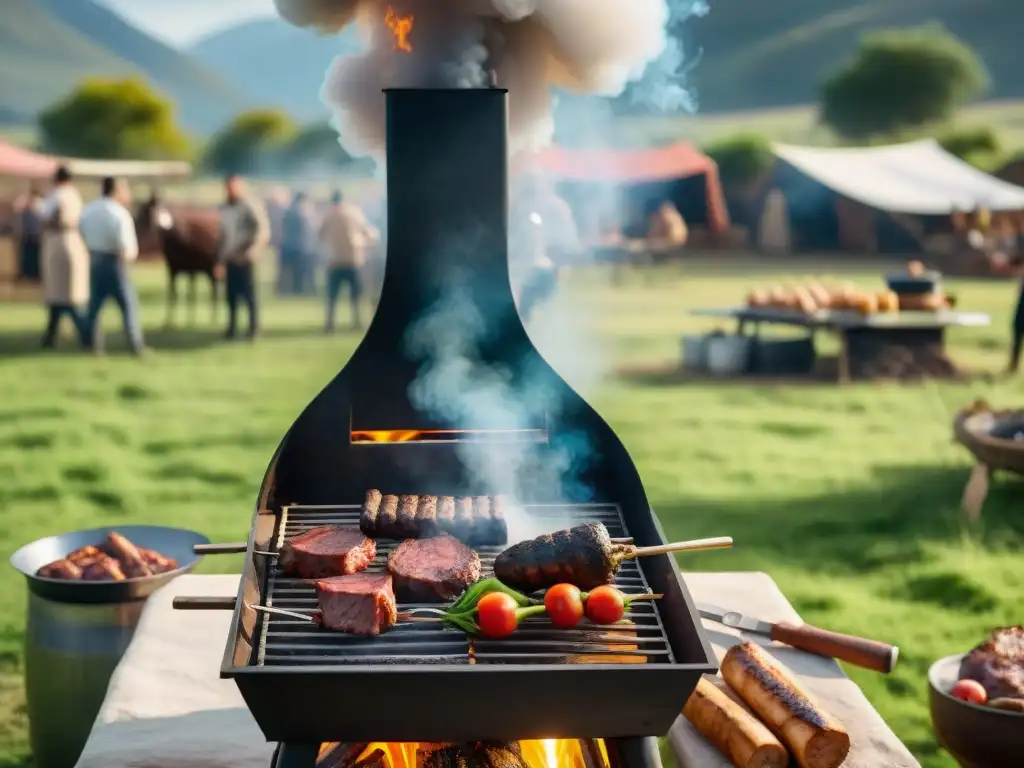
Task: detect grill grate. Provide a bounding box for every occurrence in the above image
[256,504,675,667]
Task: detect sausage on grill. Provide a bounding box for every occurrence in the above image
[493,522,633,592]
[358,490,507,546]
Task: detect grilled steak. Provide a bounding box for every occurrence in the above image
[387,535,481,602]
[314,573,397,635]
[359,490,508,545]
[959,626,1024,699]
[494,522,631,592]
[278,526,376,578]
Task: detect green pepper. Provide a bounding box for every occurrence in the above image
[447,577,536,613]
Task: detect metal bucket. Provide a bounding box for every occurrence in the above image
[9,525,208,768]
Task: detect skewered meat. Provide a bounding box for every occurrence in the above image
[278,527,376,578]
[493,522,631,592]
[387,535,481,602]
[36,533,178,581]
[417,742,528,768]
[360,490,507,546]
[314,573,397,635]
[959,626,1024,699]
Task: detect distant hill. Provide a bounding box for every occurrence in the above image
[190,19,362,121]
[0,0,248,133]
[685,0,1022,112]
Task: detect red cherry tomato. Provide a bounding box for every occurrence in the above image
[545,584,584,628]
[585,585,626,624]
[476,592,519,638]
[950,679,987,705]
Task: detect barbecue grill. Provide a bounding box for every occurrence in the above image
[176,86,716,768]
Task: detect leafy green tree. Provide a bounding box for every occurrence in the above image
[820,24,988,141]
[38,77,191,159]
[939,126,1003,170]
[204,109,297,175]
[702,133,774,187]
[284,123,352,168]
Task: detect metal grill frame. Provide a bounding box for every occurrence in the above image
[220,477,716,745]
[259,504,674,667]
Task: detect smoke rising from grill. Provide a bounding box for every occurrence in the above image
[273,0,695,156]
[404,278,598,543]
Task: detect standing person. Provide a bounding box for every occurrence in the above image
[16,186,44,281]
[39,165,90,349]
[218,176,270,342]
[80,176,145,356]
[265,187,289,295]
[319,190,378,332]
[281,191,318,295]
[218,174,270,340]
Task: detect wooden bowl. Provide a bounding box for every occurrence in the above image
[928,654,1024,768]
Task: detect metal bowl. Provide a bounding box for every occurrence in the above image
[928,654,1024,768]
[10,525,209,604]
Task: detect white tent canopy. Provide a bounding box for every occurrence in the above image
[772,139,1024,215]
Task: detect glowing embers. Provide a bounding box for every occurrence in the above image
[351,429,548,445]
[384,6,413,52]
[316,739,609,768]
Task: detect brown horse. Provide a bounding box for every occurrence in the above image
[136,194,221,326]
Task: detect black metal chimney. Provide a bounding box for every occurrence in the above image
[374,87,517,339]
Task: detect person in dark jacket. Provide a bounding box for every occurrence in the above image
[17,186,44,281]
[280,191,318,295]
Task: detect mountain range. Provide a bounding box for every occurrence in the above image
[0,0,1021,134]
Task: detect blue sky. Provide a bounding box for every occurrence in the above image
[98,0,278,46]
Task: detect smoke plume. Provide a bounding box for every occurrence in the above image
[273,0,693,156]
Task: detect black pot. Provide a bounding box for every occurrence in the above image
[885,273,941,295]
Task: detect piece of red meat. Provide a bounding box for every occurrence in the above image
[387,535,481,602]
[279,526,376,579]
[314,573,397,635]
[959,626,1024,699]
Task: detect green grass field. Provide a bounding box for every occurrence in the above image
[0,260,1021,767]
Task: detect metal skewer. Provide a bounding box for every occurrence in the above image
[247,603,319,623]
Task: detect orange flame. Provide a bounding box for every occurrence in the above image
[316,740,608,768]
[384,6,414,52]
[351,429,548,444]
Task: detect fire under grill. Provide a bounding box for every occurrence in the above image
[260,504,673,667]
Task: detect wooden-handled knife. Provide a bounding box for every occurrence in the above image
[697,602,899,673]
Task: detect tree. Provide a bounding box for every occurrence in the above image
[820,24,988,141]
[204,109,297,175]
[703,133,774,188]
[38,77,191,160]
[939,126,1002,170]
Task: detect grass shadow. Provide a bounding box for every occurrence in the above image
[0,325,329,358]
[656,463,1024,583]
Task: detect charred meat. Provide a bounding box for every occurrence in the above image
[36,533,178,582]
[360,490,507,546]
[959,626,1024,699]
[493,522,632,592]
[278,527,376,578]
[314,572,397,636]
[387,535,481,602]
[417,742,528,768]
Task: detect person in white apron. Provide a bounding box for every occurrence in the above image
[39,166,90,349]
